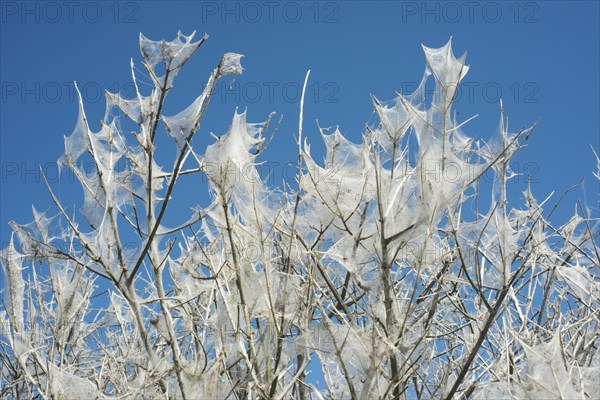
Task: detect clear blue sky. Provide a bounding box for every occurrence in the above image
[1,1,599,249]
[0,0,599,393]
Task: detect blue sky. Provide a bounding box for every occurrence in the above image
[0,0,599,393]
[1,1,599,253]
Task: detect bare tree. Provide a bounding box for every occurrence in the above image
[1,31,598,400]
